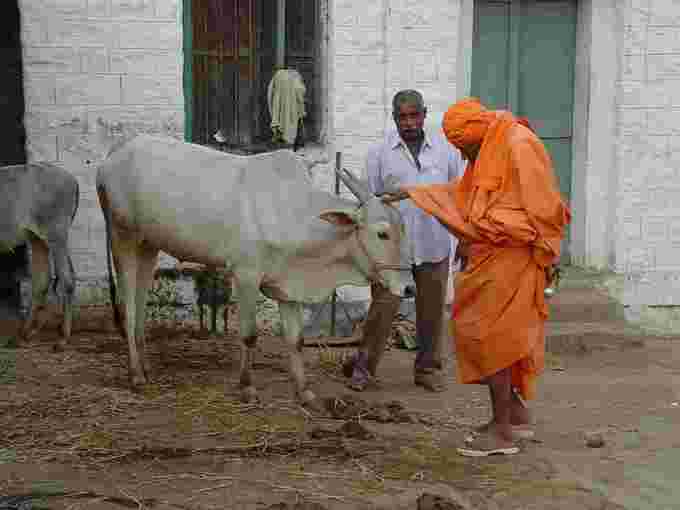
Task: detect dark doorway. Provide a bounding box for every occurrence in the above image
[0,0,27,333]
[0,0,27,166]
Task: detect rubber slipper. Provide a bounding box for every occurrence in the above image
[457,444,520,457]
[511,426,535,440]
[465,426,534,443]
[346,376,382,392]
[347,380,368,392]
[457,435,520,457]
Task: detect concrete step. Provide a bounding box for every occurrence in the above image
[548,287,627,324]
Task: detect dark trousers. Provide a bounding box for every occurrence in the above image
[360,257,449,375]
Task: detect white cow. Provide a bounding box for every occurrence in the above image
[96,135,411,408]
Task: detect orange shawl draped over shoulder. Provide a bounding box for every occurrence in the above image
[405,99,571,400]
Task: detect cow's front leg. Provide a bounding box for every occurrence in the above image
[236,279,260,403]
[278,301,320,410]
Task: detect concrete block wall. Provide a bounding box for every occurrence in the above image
[19,0,184,296]
[617,0,680,308]
[331,1,461,182]
[329,0,462,302]
[18,0,463,305]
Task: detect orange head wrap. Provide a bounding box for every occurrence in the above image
[442,97,536,152]
[442,97,497,151]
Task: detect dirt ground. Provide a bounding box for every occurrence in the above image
[0,268,678,510]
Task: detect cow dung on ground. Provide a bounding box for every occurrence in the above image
[309,420,376,441]
[265,503,329,510]
[261,492,468,510]
[323,394,416,423]
[417,493,467,510]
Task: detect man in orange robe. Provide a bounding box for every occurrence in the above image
[383,98,570,456]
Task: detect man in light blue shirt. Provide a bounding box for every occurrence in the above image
[343,89,466,392]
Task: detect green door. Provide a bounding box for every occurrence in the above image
[471,0,576,261]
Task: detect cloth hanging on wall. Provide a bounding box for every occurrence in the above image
[267,68,306,145]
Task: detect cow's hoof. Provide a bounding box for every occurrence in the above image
[300,390,322,414]
[130,374,147,390]
[142,362,153,379]
[240,385,259,404]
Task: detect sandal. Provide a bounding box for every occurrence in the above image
[510,425,535,440]
[465,425,534,443]
[457,434,520,457]
[347,373,383,392]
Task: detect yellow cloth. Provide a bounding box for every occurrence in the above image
[405,97,571,400]
[267,69,306,144]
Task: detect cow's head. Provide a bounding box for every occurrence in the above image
[319,167,414,297]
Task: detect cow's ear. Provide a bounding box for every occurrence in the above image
[319,209,360,227]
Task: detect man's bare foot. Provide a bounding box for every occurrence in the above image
[474,401,531,432]
[471,419,534,441]
[475,391,531,433]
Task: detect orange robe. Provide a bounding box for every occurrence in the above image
[405,119,570,400]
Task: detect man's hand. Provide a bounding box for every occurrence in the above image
[378,188,410,203]
[545,264,561,288]
[383,174,402,194]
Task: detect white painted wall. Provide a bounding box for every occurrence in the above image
[19,0,184,300]
[331,0,462,182]
[19,0,463,304]
[24,0,680,319]
[615,0,680,311]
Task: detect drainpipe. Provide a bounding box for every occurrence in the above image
[276,0,286,68]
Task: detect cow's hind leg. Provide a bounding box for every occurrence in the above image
[111,227,146,388]
[134,243,158,378]
[20,237,50,343]
[278,301,320,410]
[235,276,260,403]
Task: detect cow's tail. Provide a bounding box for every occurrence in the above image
[67,177,80,296]
[71,177,80,224]
[97,184,123,333]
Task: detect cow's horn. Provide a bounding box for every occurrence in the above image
[335,167,371,203]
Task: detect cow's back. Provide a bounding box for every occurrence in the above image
[96,135,349,247]
[0,163,78,245]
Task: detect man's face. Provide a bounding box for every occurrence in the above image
[395,103,425,142]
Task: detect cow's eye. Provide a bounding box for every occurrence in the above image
[378,231,389,240]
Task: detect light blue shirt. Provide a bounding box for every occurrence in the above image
[366,128,466,266]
